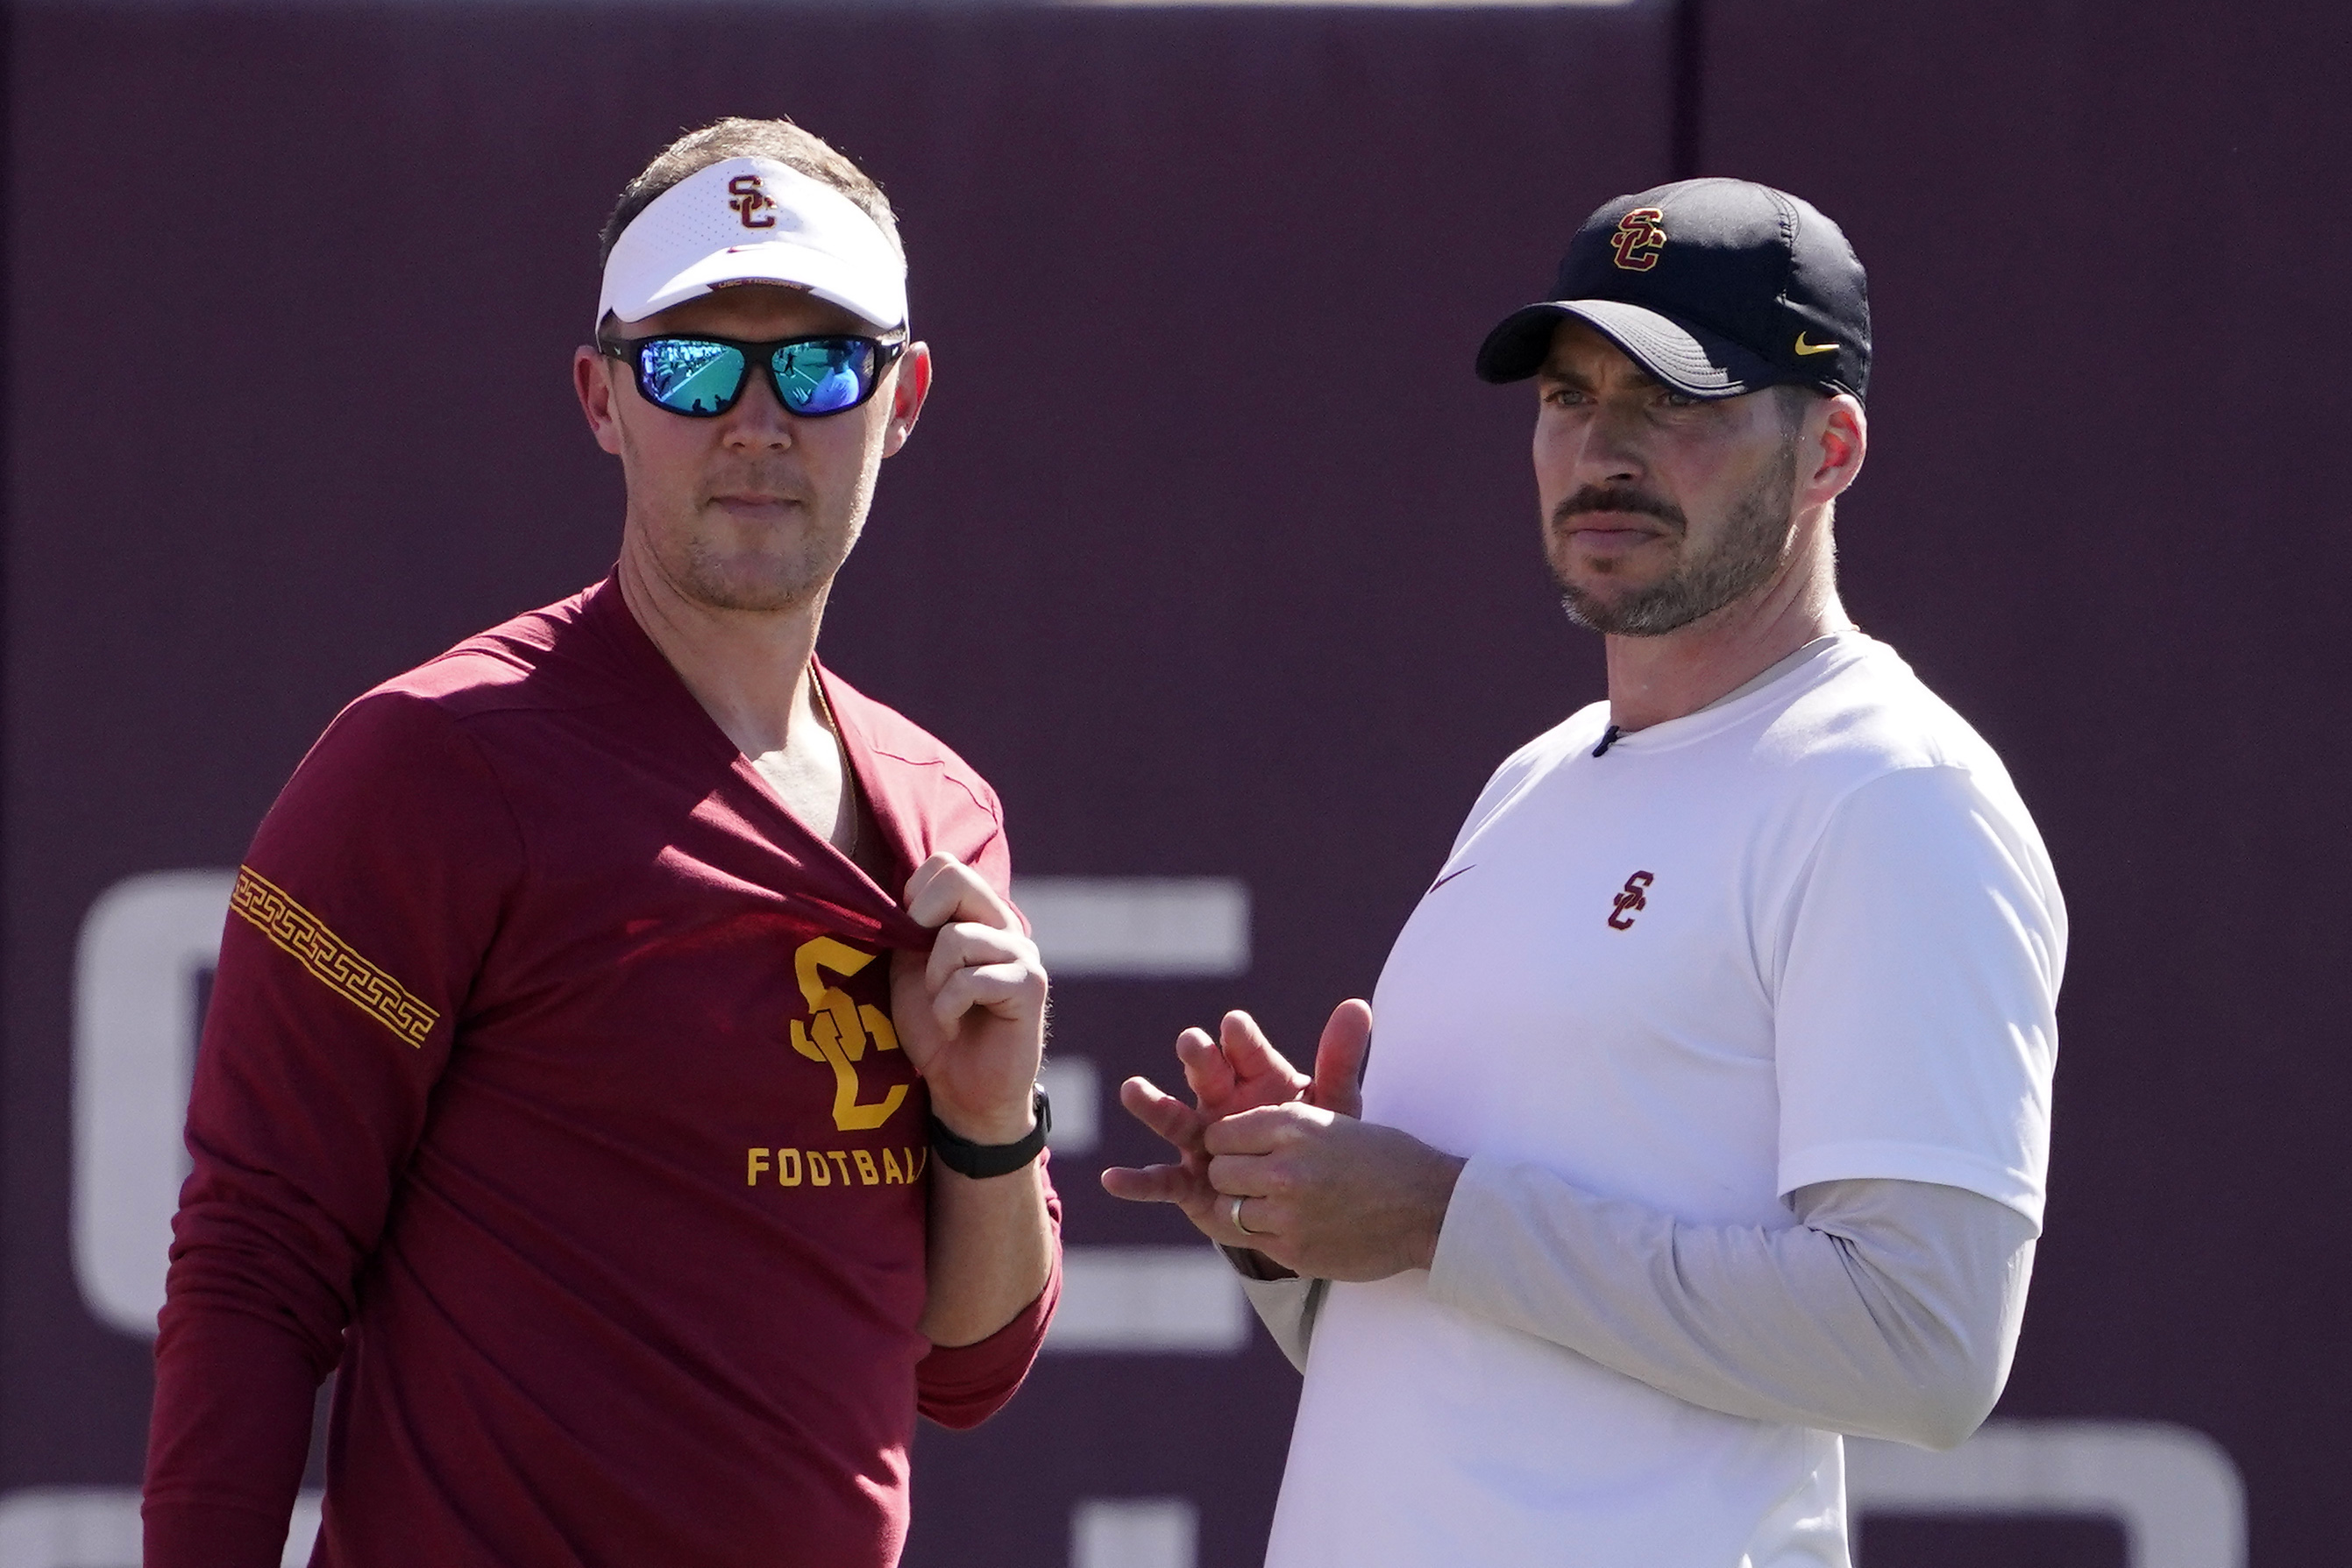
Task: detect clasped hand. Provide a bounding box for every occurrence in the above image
[1100,1002,1464,1282]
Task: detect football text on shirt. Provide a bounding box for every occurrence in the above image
[745,1144,929,1188]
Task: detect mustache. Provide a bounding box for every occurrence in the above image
[703,466,813,502]
[1551,486,1687,535]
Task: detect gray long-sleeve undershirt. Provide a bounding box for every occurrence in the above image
[1235,1169,2036,1451]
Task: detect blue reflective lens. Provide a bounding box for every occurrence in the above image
[622,336,885,418]
[637,339,747,415]
[773,338,874,415]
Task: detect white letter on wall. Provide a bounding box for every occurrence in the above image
[72,869,237,1339]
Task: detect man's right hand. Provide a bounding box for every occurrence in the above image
[1098,999,1371,1250]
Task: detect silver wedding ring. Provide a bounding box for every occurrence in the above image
[1227,1193,1260,1237]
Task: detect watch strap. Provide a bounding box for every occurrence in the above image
[928,1087,1051,1178]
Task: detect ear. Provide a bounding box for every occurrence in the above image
[574,344,625,458]
[880,342,934,460]
[1800,393,1866,507]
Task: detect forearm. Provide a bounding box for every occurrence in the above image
[921,1159,1058,1347]
[1427,1164,2037,1449]
[144,1301,325,1565]
[915,1151,1061,1430]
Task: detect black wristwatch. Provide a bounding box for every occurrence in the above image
[928,1087,1052,1178]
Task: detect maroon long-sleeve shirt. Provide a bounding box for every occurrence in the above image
[145,577,1061,1567]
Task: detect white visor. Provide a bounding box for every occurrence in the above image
[596,156,907,334]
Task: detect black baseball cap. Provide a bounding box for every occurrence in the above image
[1474,178,1871,402]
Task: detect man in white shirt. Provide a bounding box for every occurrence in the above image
[1104,178,2063,1567]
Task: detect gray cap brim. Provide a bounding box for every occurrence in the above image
[1474,298,1783,396]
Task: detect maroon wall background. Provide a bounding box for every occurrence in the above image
[4,2,2346,1564]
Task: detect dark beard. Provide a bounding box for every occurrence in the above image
[1553,436,1799,636]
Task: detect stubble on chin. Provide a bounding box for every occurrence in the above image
[648,492,868,616]
[1552,440,1797,637]
[666,536,843,614]
[618,406,885,614]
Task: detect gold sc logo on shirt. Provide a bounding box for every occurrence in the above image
[790,936,909,1131]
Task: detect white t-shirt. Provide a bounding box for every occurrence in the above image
[1263,634,2064,1568]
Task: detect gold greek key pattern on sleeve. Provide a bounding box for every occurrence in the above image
[230,865,441,1048]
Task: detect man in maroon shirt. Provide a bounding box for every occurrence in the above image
[143,117,1062,1567]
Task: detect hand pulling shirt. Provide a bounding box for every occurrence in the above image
[144,577,1061,1568]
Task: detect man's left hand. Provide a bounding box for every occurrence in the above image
[891,853,1046,1146]
[1204,1103,1466,1282]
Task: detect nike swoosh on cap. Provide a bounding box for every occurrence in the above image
[1794,332,1838,356]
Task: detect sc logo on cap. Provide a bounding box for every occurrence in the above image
[727,174,780,231]
[1610,208,1667,273]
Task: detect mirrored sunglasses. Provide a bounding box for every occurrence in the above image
[599,333,906,419]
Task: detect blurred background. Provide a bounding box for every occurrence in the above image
[5,0,2348,1564]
